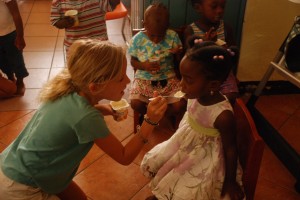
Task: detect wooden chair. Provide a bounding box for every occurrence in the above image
[105,1,131,46]
[234,98,265,200]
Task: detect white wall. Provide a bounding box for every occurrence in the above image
[237,0,300,81]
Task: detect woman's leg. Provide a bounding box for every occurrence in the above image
[57,181,87,200]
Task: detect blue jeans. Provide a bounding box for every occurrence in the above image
[0,31,29,79]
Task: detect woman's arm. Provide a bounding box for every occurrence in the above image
[215,110,244,200]
[95,96,167,165]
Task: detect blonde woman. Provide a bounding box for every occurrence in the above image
[0,39,167,200]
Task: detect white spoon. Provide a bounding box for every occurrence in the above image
[149,91,185,101]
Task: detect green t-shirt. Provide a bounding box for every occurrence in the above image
[0,93,110,194]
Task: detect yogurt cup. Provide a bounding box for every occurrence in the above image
[65,10,79,27]
[110,99,129,121]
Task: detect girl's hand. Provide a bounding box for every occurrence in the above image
[221,181,245,200]
[204,27,217,42]
[146,91,167,123]
[169,45,183,55]
[54,17,75,29]
[143,61,160,74]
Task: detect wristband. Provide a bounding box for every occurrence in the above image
[144,114,159,126]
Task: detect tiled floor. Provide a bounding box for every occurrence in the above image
[0,0,300,199]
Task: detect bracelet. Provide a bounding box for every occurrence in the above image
[136,125,148,144]
[143,114,159,126]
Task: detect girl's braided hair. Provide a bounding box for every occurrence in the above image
[185,35,238,82]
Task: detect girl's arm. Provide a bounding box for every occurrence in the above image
[6,0,25,50]
[215,110,244,200]
[130,56,159,73]
[183,25,194,50]
[94,96,167,165]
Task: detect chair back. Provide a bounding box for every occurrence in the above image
[105,2,128,20]
[234,98,265,200]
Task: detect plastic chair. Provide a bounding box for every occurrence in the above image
[105,2,131,46]
[234,98,265,200]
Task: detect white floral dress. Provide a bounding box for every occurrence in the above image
[141,98,243,200]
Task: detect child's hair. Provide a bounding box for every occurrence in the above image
[39,39,125,102]
[185,35,236,82]
[144,2,169,30]
[190,0,203,7]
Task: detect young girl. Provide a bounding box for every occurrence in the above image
[184,0,239,104]
[141,40,245,200]
[0,39,167,200]
[129,2,186,127]
[50,0,120,54]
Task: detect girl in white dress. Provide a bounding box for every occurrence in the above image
[141,38,245,200]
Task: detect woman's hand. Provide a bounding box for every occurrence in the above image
[146,92,167,123]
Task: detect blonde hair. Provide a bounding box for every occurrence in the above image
[39,39,125,102]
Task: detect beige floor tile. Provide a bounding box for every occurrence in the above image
[58,29,65,37]
[27,12,51,24]
[77,144,105,175]
[20,12,30,25]
[74,155,149,200]
[0,111,35,145]
[25,68,50,88]
[31,0,52,13]
[52,51,65,68]
[23,52,54,69]
[17,0,34,13]
[49,67,64,80]
[55,37,64,51]
[24,37,57,52]
[0,89,41,111]
[0,110,34,127]
[25,24,58,37]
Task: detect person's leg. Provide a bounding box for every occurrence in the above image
[2,31,29,95]
[0,35,15,82]
[0,168,60,200]
[57,181,87,200]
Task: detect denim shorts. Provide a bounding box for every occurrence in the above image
[0,168,60,200]
[0,31,29,79]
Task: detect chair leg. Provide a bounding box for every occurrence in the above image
[122,14,131,47]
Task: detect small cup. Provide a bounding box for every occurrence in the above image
[65,10,79,27]
[110,99,129,122]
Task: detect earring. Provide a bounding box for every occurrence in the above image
[210,90,214,96]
